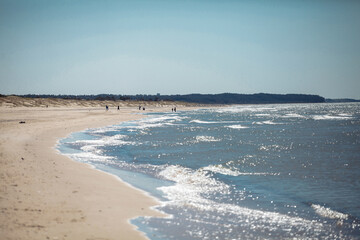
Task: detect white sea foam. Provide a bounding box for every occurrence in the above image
[191,120,221,124]
[140,115,186,124]
[281,113,306,119]
[202,164,241,176]
[80,145,103,154]
[203,164,278,176]
[253,120,279,125]
[236,172,280,176]
[65,151,113,163]
[75,134,136,147]
[338,113,353,117]
[91,128,113,134]
[126,115,186,131]
[180,135,222,145]
[214,106,277,114]
[190,119,239,124]
[194,136,221,142]
[259,144,288,152]
[69,134,138,165]
[226,124,249,129]
[312,115,352,120]
[90,125,123,133]
[89,115,185,134]
[136,122,174,130]
[311,204,348,220]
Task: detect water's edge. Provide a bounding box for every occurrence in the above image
[55,116,169,240]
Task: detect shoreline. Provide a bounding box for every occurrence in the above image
[0,104,191,240]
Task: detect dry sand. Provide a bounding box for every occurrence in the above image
[0,96,199,240]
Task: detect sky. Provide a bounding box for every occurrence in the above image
[1,0,360,99]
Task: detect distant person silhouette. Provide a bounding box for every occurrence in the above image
[106,105,109,111]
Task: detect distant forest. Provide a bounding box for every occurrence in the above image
[14,93,329,104]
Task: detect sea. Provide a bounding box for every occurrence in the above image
[58,102,360,240]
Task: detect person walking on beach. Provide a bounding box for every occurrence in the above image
[117,106,120,110]
[106,105,109,111]
[139,105,141,110]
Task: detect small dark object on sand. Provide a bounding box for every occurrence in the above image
[21,157,24,161]
[19,121,26,124]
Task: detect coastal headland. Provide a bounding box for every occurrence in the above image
[0,96,199,240]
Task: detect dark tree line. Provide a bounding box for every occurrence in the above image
[157,93,325,104]
[14,93,326,104]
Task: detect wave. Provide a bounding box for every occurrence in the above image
[89,115,186,133]
[90,126,120,134]
[139,115,186,124]
[281,113,306,118]
[63,134,138,165]
[75,134,137,147]
[190,119,239,124]
[190,119,220,124]
[226,124,249,129]
[253,120,280,125]
[64,151,113,164]
[157,164,325,234]
[202,164,241,176]
[194,135,221,142]
[132,122,176,130]
[202,164,279,176]
[214,106,277,114]
[312,115,353,120]
[311,204,348,220]
[259,144,288,152]
[338,113,353,117]
[134,115,188,129]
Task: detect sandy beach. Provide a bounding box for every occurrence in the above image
[0,96,196,240]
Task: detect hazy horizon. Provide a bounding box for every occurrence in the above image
[1,0,360,99]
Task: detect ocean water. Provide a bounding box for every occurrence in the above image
[58,103,360,239]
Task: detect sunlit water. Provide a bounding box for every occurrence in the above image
[58,103,360,239]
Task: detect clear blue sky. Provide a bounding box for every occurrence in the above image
[1,0,360,98]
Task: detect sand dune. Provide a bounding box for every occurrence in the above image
[0,95,199,108]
